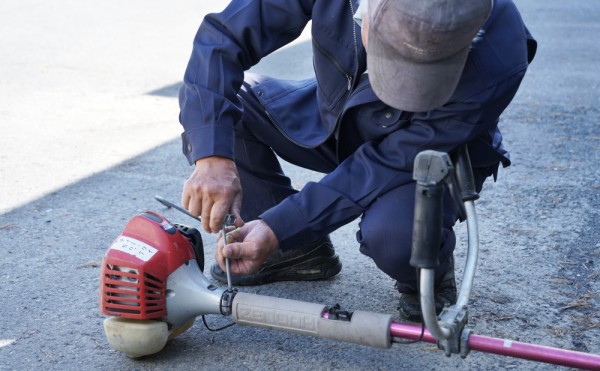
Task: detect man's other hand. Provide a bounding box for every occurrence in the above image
[182,156,244,233]
[216,220,279,275]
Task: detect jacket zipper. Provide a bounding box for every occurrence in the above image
[333,0,361,147]
[312,38,353,91]
[348,0,360,83]
[265,2,361,148]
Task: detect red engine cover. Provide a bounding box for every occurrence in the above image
[99,211,196,320]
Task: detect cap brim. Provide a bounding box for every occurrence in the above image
[368,42,470,112]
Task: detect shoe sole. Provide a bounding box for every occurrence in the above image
[211,255,342,286]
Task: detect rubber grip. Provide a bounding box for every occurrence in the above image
[232,292,392,348]
[410,183,444,269]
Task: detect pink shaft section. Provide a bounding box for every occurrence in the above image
[389,322,437,344]
[389,321,600,369]
[468,334,600,370]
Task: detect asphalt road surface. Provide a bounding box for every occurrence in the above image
[1,1,598,370]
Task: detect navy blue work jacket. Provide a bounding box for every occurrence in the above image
[179,0,537,249]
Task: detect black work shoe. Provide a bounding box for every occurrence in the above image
[397,259,457,323]
[210,236,342,285]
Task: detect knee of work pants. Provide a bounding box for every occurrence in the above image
[356,163,495,292]
[356,182,457,293]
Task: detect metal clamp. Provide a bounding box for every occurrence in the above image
[437,304,469,356]
[220,287,238,316]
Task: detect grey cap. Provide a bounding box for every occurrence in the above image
[367,0,492,112]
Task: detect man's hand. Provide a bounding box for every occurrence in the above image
[216,220,279,275]
[182,156,244,233]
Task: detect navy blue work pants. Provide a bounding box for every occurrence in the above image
[230,80,487,293]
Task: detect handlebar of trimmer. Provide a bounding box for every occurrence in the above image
[408,148,600,369]
[411,145,479,355]
[227,146,599,367]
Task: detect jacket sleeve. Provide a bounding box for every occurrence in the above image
[261,68,530,251]
[179,0,313,164]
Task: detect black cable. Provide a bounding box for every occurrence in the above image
[201,315,236,332]
[393,321,426,345]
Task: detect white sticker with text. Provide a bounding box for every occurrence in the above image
[111,236,158,262]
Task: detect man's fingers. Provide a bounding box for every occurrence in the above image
[225,227,242,244]
[181,190,191,210]
[225,232,235,244]
[200,196,214,232]
[187,201,202,221]
[182,185,201,217]
[210,201,231,233]
[222,241,253,260]
[221,243,261,275]
[182,186,204,229]
[232,211,244,229]
[222,242,237,259]
[230,195,244,228]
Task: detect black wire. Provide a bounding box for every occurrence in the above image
[393,321,426,345]
[201,315,236,332]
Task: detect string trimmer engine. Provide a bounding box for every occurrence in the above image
[100,211,204,320]
[98,211,224,358]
